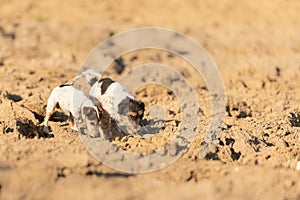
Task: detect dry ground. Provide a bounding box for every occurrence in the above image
[0,0,300,199]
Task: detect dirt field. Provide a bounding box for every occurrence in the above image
[1,0,300,199]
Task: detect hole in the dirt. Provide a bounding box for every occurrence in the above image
[85,170,133,178]
[226,105,232,117]
[248,136,274,152]
[130,55,138,62]
[225,124,233,129]
[284,141,290,147]
[225,138,235,146]
[263,133,269,137]
[219,140,224,146]
[16,119,49,138]
[230,148,241,161]
[56,168,66,179]
[114,58,126,74]
[237,111,248,118]
[5,92,22,102]
[285,131,292,136]
[248,137,260,146]
[167,90,174,95]
[232,107,239,111]
[262,139,274,147]
[276,67,281,77]
[204,152,220,160]
[289,113,300,127]
[31,111,44,123]
[29,70,35,75]
[168,109,176,115]
[227,99,252,119]
[186,171,197,182]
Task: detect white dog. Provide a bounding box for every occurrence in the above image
[43,83,101,137]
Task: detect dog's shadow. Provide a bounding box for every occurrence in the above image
[17,119,54,138]
[49,111,69,122]
[140,119,168,136]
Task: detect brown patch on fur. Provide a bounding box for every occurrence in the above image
[99,78,115,94]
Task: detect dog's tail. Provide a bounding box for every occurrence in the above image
[67,69,102,86]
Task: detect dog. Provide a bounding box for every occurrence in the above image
[89,77,145,135]
[43,83,101,138]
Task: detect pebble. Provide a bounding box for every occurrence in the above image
[296,161,300,171]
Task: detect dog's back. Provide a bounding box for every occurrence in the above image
[49,84,87,117]
[89,78,144,125]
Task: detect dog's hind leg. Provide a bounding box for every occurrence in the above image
[43,96,59,133]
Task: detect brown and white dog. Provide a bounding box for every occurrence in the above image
[43,83,101,138]
[89,77,145,135]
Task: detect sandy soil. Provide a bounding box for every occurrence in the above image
[0,0,300,199]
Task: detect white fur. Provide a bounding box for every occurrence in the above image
[43,85,99,133]
[89,80,134,121]
[68,69,101,86]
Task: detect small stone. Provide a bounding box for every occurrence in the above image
[296,161,300,171]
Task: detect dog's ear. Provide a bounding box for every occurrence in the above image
[82,106,92,120]
[83,107,92,115]
[138,101,145,111]
[129,100,144,110]
[83,107,99,121]
[97,105,105,117]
